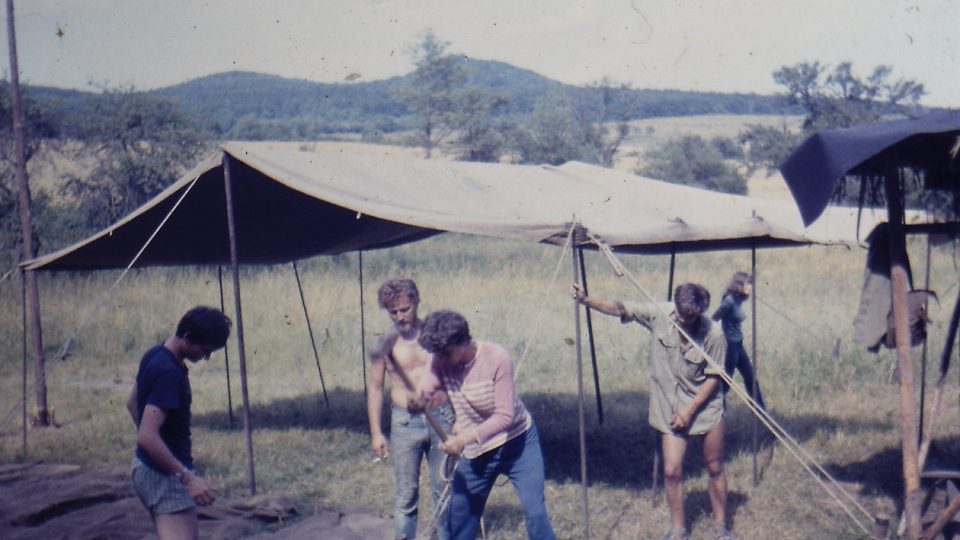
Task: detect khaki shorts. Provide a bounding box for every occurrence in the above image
[131,457,195,515]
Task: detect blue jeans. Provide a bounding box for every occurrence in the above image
[445,424,555,540]
[724,340,765,409]
[391,402,455,540]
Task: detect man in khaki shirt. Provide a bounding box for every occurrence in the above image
[572,282,734,540]
[368,278,454,540]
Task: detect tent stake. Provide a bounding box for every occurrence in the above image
[223,153,257,496]
[571,239,590,540]
[577,248,604,425]
[218,266,235,429]
[293,261,330,407]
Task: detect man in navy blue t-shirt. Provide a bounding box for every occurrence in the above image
[126,306,231,540]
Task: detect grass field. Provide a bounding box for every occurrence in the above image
[1,230,959,539]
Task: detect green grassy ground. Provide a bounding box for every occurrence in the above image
[1,233,958,539]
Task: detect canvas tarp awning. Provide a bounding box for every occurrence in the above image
[780,110,960,226]
[24,142,884,271]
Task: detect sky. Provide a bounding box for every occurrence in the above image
[3,0,959,107]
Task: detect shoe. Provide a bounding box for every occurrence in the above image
[714,527,739,540]
[661,528,688,540]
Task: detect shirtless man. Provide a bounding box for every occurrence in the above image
[368,278,454,540]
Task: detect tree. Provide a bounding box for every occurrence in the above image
[395,30,467,158]
[737,123,803,176]
[570,78,638,167]
[637,134,747,195]
[62,88,212,230]
[511,79,639,167]
[740,61,926,175]
[455,88,509,162]
[511,94,593,166]
[0,82,58,269]
[773,61,925,131]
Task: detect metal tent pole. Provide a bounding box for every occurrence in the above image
[358,250,368,398]
[217,266,235,429]
[293,261,330,407]
[223,153,257,495]
[652,248,677,504]
[571,241,590,540]
[577,248,604,425]
[751,245,759,486]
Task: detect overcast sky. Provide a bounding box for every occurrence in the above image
[4,0,958,107]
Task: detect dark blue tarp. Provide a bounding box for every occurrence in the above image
[780,110,960,225]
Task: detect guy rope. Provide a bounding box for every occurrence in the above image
[587,230,878,538]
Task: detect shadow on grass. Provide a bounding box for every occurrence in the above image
[194,387,898,491]
[824,434,960,522]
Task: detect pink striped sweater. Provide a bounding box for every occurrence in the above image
[420,341,532,459]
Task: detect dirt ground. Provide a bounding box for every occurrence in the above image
[0,462,393,539]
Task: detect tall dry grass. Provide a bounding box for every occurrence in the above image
[1,233,958,539]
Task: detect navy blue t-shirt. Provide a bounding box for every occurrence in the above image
[134,344,193,471]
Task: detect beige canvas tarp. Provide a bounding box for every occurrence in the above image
[23,142,885,271]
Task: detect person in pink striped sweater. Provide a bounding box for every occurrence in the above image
[417,310,556,540]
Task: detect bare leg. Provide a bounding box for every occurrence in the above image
[154,507,199,540]
[662,431,689,532]
[703,419,728,528]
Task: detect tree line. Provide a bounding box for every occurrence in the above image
[0,29,931,271]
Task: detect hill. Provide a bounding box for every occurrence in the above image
[24,59,799,139]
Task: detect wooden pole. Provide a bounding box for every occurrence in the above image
[20,269,27,455]
[919,237,931,444]
[293,261,330,407]
[918,283,960,470]
[6,0,48,427]
[223,153,257,496]
[572,241,590,540]
[885,169,922,539]
[920,493,960,540]
[577,248,604,425]
[217,266,235,429]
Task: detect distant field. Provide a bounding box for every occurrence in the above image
[27,114,803,203]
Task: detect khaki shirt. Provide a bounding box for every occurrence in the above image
[621,301,726,435]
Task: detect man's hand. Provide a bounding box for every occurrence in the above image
[669,409,693,432]
[406,391,425,412]
[439,432,470,456]
[183,473,216,506]
[370,433,389,460]
[571,283,585,303]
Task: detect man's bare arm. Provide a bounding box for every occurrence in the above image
[137,404,216,505]
[127,385,139,427]
[572,283,626,317]
[366,355,389,458]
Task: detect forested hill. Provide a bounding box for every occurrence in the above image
[29,58,798,139]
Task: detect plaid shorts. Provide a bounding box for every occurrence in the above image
[130,457,195,515]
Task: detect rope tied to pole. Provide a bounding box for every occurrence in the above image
[586,232,874,537]
[2,174,203,433]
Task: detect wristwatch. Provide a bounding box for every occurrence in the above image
[173,468,189,481]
